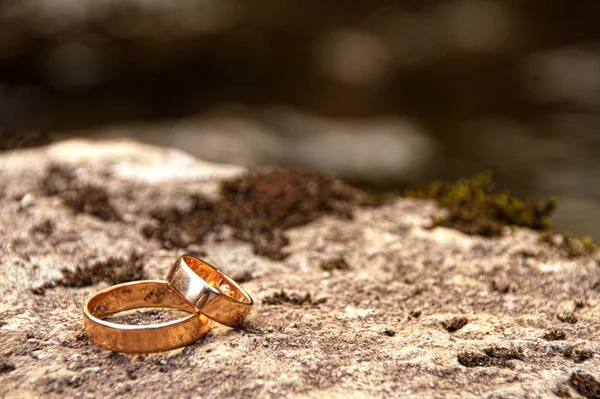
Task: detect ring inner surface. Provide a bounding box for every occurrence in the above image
[87,281,196,319]
[182,256,251,304]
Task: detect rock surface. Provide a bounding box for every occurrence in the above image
[1,139,600,398]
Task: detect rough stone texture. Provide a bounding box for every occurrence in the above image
[1,139,600,398]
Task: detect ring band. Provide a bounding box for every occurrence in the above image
[83,280,211,353]
[166,255,253,327]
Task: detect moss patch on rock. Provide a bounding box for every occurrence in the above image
[543,329,566,341]
[569,371,600,399]
[42,165,121,221]
[457,351,511,369]
[457,346,522,369]
[405,171,556,236]
[262,290,313,306]
[483,346,523,361]
[564,347,593,363]
[405,171,599,258]
[0,363,16,374]
[143,169,379,260]
[32,252,146,294]
[441,316,468,332]
[541,232,597,258]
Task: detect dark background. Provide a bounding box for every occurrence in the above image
[0,0,599,236]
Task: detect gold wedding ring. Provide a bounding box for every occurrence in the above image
[166,255,253,327]
[83,280,210,353]
[83,255,251,352]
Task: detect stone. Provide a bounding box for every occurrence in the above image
[0,139,599,398]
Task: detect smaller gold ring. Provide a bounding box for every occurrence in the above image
[166,255,253,327]
[83,280,211,353]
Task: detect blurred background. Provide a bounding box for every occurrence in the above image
[0,0,599,236]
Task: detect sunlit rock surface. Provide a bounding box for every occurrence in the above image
[0,140,599,398]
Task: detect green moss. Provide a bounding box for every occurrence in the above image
[405,171,557,237]
[541,232,597,258]
[405,172,598,256]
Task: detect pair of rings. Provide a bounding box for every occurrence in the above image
[82,255,253,353]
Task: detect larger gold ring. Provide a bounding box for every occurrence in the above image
[166,255,253,327]
[83,280,211,353]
